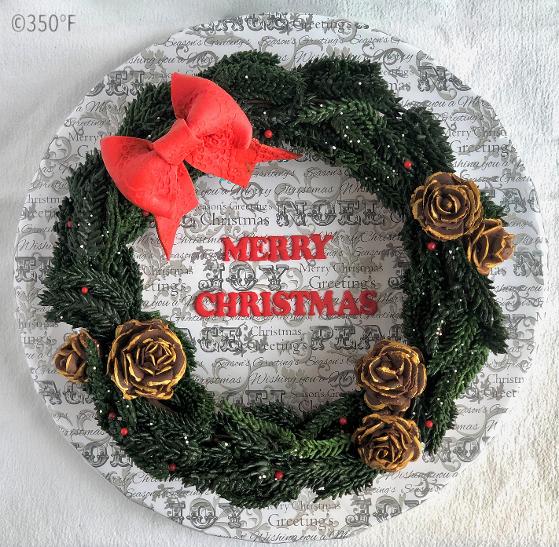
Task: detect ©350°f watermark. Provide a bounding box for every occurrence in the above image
[11,13,76,32]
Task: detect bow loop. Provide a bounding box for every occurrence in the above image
[101,72,299,260]
[171,73,253,148]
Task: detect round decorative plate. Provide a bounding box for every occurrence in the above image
[14,12,545,543]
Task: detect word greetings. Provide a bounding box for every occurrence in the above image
[194,234,378,318]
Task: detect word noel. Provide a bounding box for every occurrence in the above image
[194,234,378,318]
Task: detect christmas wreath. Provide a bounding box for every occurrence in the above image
[41,52,513,509]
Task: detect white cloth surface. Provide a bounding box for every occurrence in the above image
[1,1,557,546]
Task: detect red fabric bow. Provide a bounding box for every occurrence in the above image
[100,73,299,260]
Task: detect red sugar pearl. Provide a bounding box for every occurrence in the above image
[142,210,150,217]
[168,463,177,473]
[80,286,89,295]
[263,129,273,139]
[425,420,434,429]
[426,241,438,252]
[66,219,73,228]
[120,427,129,437]
[107,411,117,421]
[338,416,348,426]
[403,159,413,170]
[274,470,284,481]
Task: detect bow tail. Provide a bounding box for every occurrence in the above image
[155,215,184,261]
[187,139,300,188]
[227,139,300,187]
[153,164,199,260]
[250,139,300,164]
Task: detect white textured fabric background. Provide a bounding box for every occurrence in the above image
[1,1,557,546]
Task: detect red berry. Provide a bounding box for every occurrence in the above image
[338,416,348,426]
[120,427,129,437]
[263,129,273,139]
[66,219,73,228]
[425,420,434,429]
[426,241,437,252]
[168,463,177,473]
[403,160,413,170]
[107,411,117,421]
[274,470,284,481]
[81,286,89,294]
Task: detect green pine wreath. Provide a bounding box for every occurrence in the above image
[41,51,511,509]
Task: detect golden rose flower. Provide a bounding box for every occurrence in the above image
[410,171,483,240]
[107,319,187,400]
[465,218,514,275]
[53,329,98,383]
[355,339,427,413]
[352,413,421,472]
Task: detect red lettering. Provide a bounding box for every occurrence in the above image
[215,292,238,317]
[290,235,308,260]
[194,292,215,317]
[239,291,263,317]
[289,290,311,316]
[249,237,270,261]
[359,290,378,315]
[272,291,291,316]
[221,234,334,262]
[267,235,288,261]
[196,289,376,318]
[260,291,272,315]
[337,290,360,316]
[311,234,333,259]
[222,237,250,261]
[309,290,335,317]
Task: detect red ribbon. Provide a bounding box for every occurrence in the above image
[100,73,299,260]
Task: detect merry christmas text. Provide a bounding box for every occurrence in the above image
[193,234,378,318]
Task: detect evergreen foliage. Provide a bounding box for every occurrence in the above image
[41,52,508,508]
